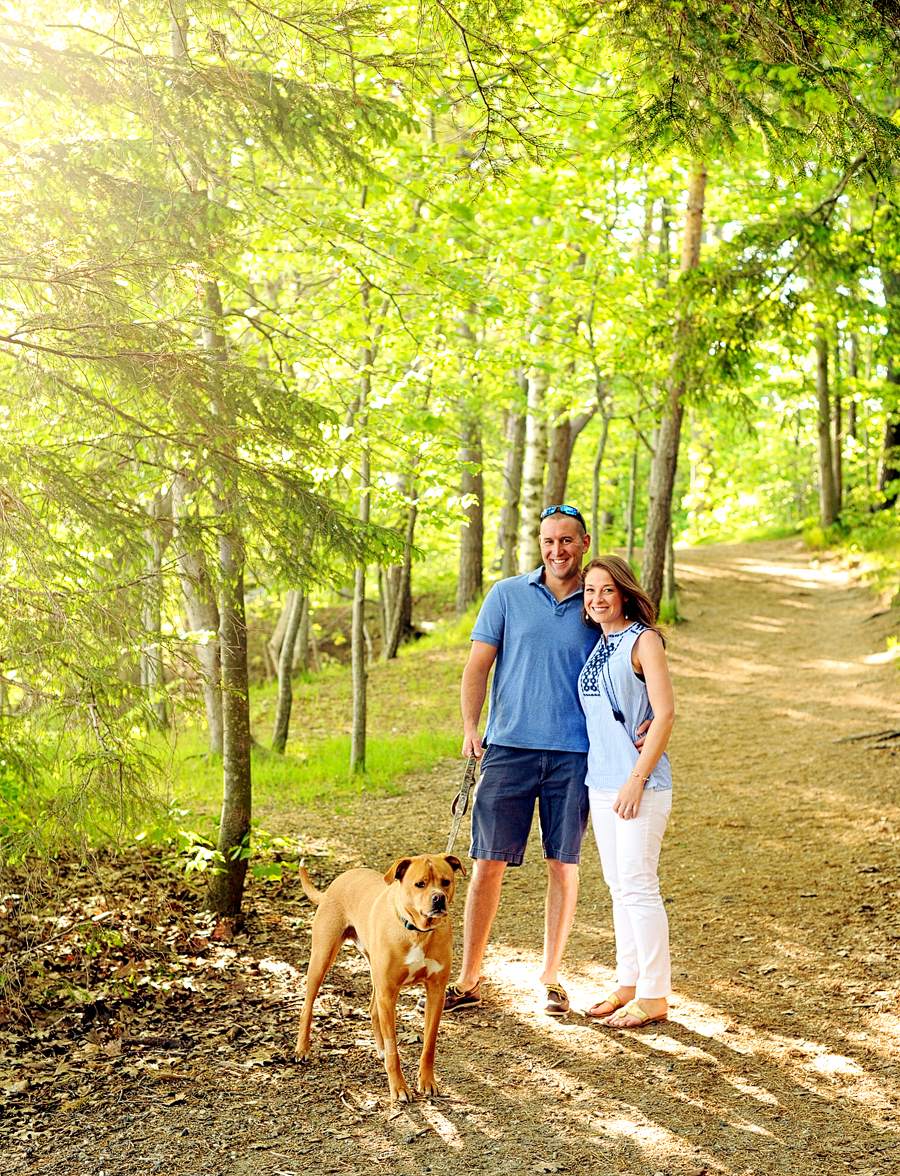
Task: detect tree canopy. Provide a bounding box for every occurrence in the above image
[3,1,900,909]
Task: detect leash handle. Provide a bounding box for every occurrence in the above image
[445,754,478,855]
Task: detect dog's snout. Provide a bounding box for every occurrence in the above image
[431,892,447,911]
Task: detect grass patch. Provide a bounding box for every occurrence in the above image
[168,637,469,817]
[171,727,461,817]
[658,596,683,626]
[411,595,484,652]
[687,523,801,546]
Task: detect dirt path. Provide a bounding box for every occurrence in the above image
[5,539,900,1176]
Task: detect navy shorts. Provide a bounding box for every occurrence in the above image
[469,745,589,866]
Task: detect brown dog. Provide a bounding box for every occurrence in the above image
[295,854,465,1102]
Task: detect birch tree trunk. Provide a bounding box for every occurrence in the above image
[498,392,526,579]
[350,282,380,775]
[271,589,304,753]
[172,472,223,755]
[642,165,707,607]
[456,414,484,618]
[590,410,612,542]
[833,338,843,514]
[518,276,551,572]
[267,592,295,672]
[815,329,837,526]
[625,443,639,564]
[350,464,369,773]
[140,490,170,729]
[293,596,310,673]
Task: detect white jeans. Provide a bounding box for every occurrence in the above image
[589,787,672,999]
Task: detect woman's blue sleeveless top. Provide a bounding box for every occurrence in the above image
[577,622,672,792]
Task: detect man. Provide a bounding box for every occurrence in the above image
[445,504,597,1015]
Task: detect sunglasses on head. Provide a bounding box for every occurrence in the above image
[540,504,587,530]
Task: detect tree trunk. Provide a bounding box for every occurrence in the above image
[350,281,382,775]
[847,334,858,441]
[293,595,310,673]
[383,498,417,660]
[351,561,368,772]
[456,414,484,618]
[309,617,321,674]
[209,517,252,918]
[172,486,223,756]
[642,165,707,607]
[271,589,304,753]
[544,406,598,510]
[590,410,612,542]
[267,591,295,675]
[625,443,639,564]
[140,490,170,729]
[544,417,572,508]
[204,277,252,919]
[498,399,526,579]
[664,522,676,603]
[656,199,671,288]
[833,338,843,514]
[879,362,900,508]
[815,329,837,526]
[167,5,225,760]
[878,271,900,508]
[518,276,551,572]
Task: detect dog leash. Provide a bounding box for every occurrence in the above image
[445,753,478,855]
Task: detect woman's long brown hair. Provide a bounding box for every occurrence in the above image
[581,555,666,645]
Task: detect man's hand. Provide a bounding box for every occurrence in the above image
[462,728,484,759]
[633,719,652,750]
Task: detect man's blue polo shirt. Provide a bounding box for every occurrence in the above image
[471,567,597,753]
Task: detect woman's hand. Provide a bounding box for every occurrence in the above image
[613,775,645,820]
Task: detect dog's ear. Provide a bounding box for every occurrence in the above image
[443,855,467,877]
[384,858,412,885]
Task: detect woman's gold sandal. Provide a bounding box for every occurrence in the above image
[604,1000,668,1028]
[586,990,625,1018]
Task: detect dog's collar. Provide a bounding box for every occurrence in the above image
[399,914,436,934]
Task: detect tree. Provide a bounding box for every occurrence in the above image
[643,165,708,607]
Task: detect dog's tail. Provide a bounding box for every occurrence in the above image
[298,865,324,906]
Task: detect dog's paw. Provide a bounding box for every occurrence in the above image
[417,1077,440,1098]
[294,1047,312,1063]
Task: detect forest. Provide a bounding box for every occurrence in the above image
[3,3,900,1172]
[4,0,900,908]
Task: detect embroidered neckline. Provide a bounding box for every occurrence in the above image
[599,621,642,645]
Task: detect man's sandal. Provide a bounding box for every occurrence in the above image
[604,1000,668,1028]
[417,981,482,1014]
[586,991,625,1019]
[542,983,570,1016]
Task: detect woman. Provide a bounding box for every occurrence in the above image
[578,555,675,1028]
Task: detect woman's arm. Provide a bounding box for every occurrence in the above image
[614,630,675,819]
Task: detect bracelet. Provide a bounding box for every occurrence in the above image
[630,770,650,783]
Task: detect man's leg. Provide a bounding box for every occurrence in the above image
[539,858,579,987]
[536,751,589,990]
[456,857,507,991]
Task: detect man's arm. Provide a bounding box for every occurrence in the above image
[461,640,498,758]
